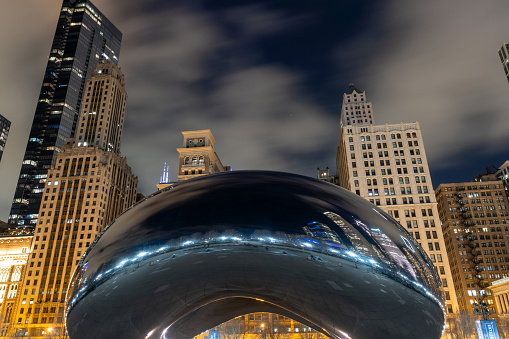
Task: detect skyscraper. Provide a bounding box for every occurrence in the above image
[7,61,137,338]
[336,86,459,315]
[340,84,374,127]
[498,43,509,84]
[0,114,10,162]
[9,0,122,228]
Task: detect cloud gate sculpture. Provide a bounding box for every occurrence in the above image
[66,171,445,339]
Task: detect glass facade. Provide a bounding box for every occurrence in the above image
[9,0,122,228]
[0,114,10,162]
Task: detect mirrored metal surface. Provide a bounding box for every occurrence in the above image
[66,171,445,339]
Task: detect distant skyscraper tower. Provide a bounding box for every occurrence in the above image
[156,162,173,190]
[8,61,137,338]
[498,43,509,83]
[336,86,459,315]
[0,114,10,162]
[340,84,374,127]
[9,0,122,228]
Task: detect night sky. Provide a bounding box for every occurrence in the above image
[1,0,509,221]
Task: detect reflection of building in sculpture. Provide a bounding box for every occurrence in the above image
[7,61,138,338]
[436,175,509,315]
[303,221,342,244]
[336,84,458,315]
[324,212,372,256]
[0,236,32,337]
[0,114,10,162]
[196,313,329,339]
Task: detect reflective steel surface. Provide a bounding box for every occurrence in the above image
[66,171,445,339]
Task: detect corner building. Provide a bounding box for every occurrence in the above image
[336,91,458,315]
[435,178,509,314]
[9,0,122,228]
[7,62,137,338]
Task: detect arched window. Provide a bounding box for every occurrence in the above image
[191,157,198,165]
[198,156,204,164]
[184,157,190,165]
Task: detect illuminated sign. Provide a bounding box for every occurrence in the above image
[209,331,220,339]
[475,320,500,339]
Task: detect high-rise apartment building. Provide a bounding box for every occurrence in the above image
[0,114,10,162]
[336,88,458,315]
[498,43,509,84]
[435,176,509,315]
[9,0,122,228]
[340,84,374,127]
[7,62,137,338]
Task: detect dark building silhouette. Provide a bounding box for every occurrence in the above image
[9,0,122,228]
[0,114,10,161]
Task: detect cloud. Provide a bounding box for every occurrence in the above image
[350,1,509,172]
[111,5,337,195]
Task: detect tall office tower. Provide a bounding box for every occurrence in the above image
[0,114,10,162]
[340,84,374,127]
[498,43,509,84]
[8,62,137,338]
[435,176,509,315]
[336,115,459,314]
[9,0,122,228]
[0,235,32,337]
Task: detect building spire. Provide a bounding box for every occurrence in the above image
[160,162,171,184]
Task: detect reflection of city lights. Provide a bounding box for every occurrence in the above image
[69,226,444,317]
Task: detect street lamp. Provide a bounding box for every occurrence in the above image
[260,323,266,339]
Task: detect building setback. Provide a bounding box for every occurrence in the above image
[340,84,374,127]
[7,62,137,338]
[9,0,122,229]
[435,177,509,315]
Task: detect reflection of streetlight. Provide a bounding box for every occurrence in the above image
[260,323,266,339]
[444,324,451,339]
